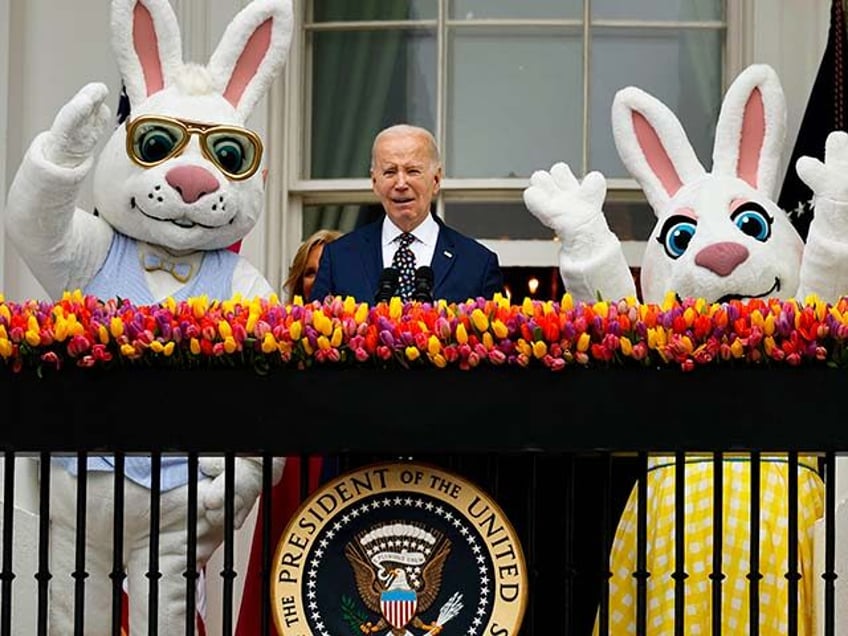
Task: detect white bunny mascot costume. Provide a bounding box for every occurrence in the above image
[524,64,848,633]
[4,0,292,633]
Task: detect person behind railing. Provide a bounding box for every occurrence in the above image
[524,64,830,634]
[283,229,343,302]
[234,228,341,634]
[309,123,504,305]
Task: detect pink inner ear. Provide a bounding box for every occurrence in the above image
[737,88,765,189]
[633,112,683,197]
[133,2,164,96]
[223,18,272,108]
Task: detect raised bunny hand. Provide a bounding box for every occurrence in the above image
[43,82,111,169]
[199,456,285,529]
[523,162,634,302]
[796,130,848,301]
[523,162,608,243]
[797,131,848,204]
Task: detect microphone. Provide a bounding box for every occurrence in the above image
[412,266,435,303]
[374,267,399,303]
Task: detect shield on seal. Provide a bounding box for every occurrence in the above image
[380,588,417,630]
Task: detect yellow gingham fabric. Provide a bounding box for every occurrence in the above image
[594,455,824,635]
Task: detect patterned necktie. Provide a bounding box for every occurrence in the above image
[392,232,416,301]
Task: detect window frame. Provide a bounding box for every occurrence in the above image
[264,0,824,293]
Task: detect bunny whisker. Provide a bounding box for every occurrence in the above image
[131,197,231,230]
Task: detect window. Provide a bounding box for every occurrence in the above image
[274,0,733,296]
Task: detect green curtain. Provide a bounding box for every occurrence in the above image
[307,0,411,235]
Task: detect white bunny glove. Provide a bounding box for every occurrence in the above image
[523,163,610,248]
[523,162,635,302]
[42,82,111,169]
[199,456,286,529]
[796,131,848,302]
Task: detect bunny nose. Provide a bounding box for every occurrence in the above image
[165,165,220,204]
[694,241,749,277]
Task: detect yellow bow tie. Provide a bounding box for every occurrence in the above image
[141,252,194,283]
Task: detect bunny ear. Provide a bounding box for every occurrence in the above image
[612,86,706,215]
[111,0,184,109]
[207,0,293,120]
[711,64,785,197]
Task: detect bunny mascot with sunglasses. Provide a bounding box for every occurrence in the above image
[4,0,292,633]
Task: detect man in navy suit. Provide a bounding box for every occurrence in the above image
[310,124,503,304]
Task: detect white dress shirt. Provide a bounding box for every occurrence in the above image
[381,214,440,269]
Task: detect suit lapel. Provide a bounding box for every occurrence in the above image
[432,224,457,292]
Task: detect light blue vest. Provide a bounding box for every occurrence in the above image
[55,232,239,491]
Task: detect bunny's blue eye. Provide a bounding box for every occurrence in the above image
[732,203,773,242]
[657,215,697,259]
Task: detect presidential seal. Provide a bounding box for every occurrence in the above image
[272,461,527,636]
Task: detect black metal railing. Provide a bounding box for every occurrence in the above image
[0,364,845,635]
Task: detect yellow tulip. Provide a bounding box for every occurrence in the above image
[330,326,343,348]
[223,337,237,354]
[456,322,468,345]
[261,333,277,354]
[110,317,124,338]
[354,302,368,324]
[532,340,547,358]
[471,309,489,332]
[343,296,356,314]
[429,353,447,368]
[576,332,590,353]
[190,338,201,355]
[163,342,175,356]
[620,337,633,356]
[482,332,494,349]
[0,339,12,358]
[317,335,330,350]
[427,335,441,356]
[389,297,403,320]
[492,319,508,339]
[405,346,420,361]
[289,321,302,341]
[120,343,137,357]
[218,320,233,339]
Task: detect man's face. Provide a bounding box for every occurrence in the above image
[371,131,441,232]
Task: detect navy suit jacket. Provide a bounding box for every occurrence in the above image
[309,216,503,304]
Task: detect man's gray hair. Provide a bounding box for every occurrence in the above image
[370,124,441,169]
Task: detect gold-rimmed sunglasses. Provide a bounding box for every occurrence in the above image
[125,115,263,181]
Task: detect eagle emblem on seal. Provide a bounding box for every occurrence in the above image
[344,521,463,635]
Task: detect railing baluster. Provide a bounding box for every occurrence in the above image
[710,452,724,635]
[786,452,799,636]
[673,451,686,636]
[2,451,16,636]
[823,452,836,636]
[36,453,51,636]
[221,453,236,636]
[525,453,537,635]
[110,453,126,636]
[73,452,88,636]
[596,452,612,636]
[260,452,275,636]
[749,451,761,636]
[562,452,575,635]
[635,451,648,636]
[148,452,161,636]
[186,452,199,636]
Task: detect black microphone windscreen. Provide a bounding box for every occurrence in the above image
[412,266,435,303]
[415,266,434,283]
[375,267,400,303]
